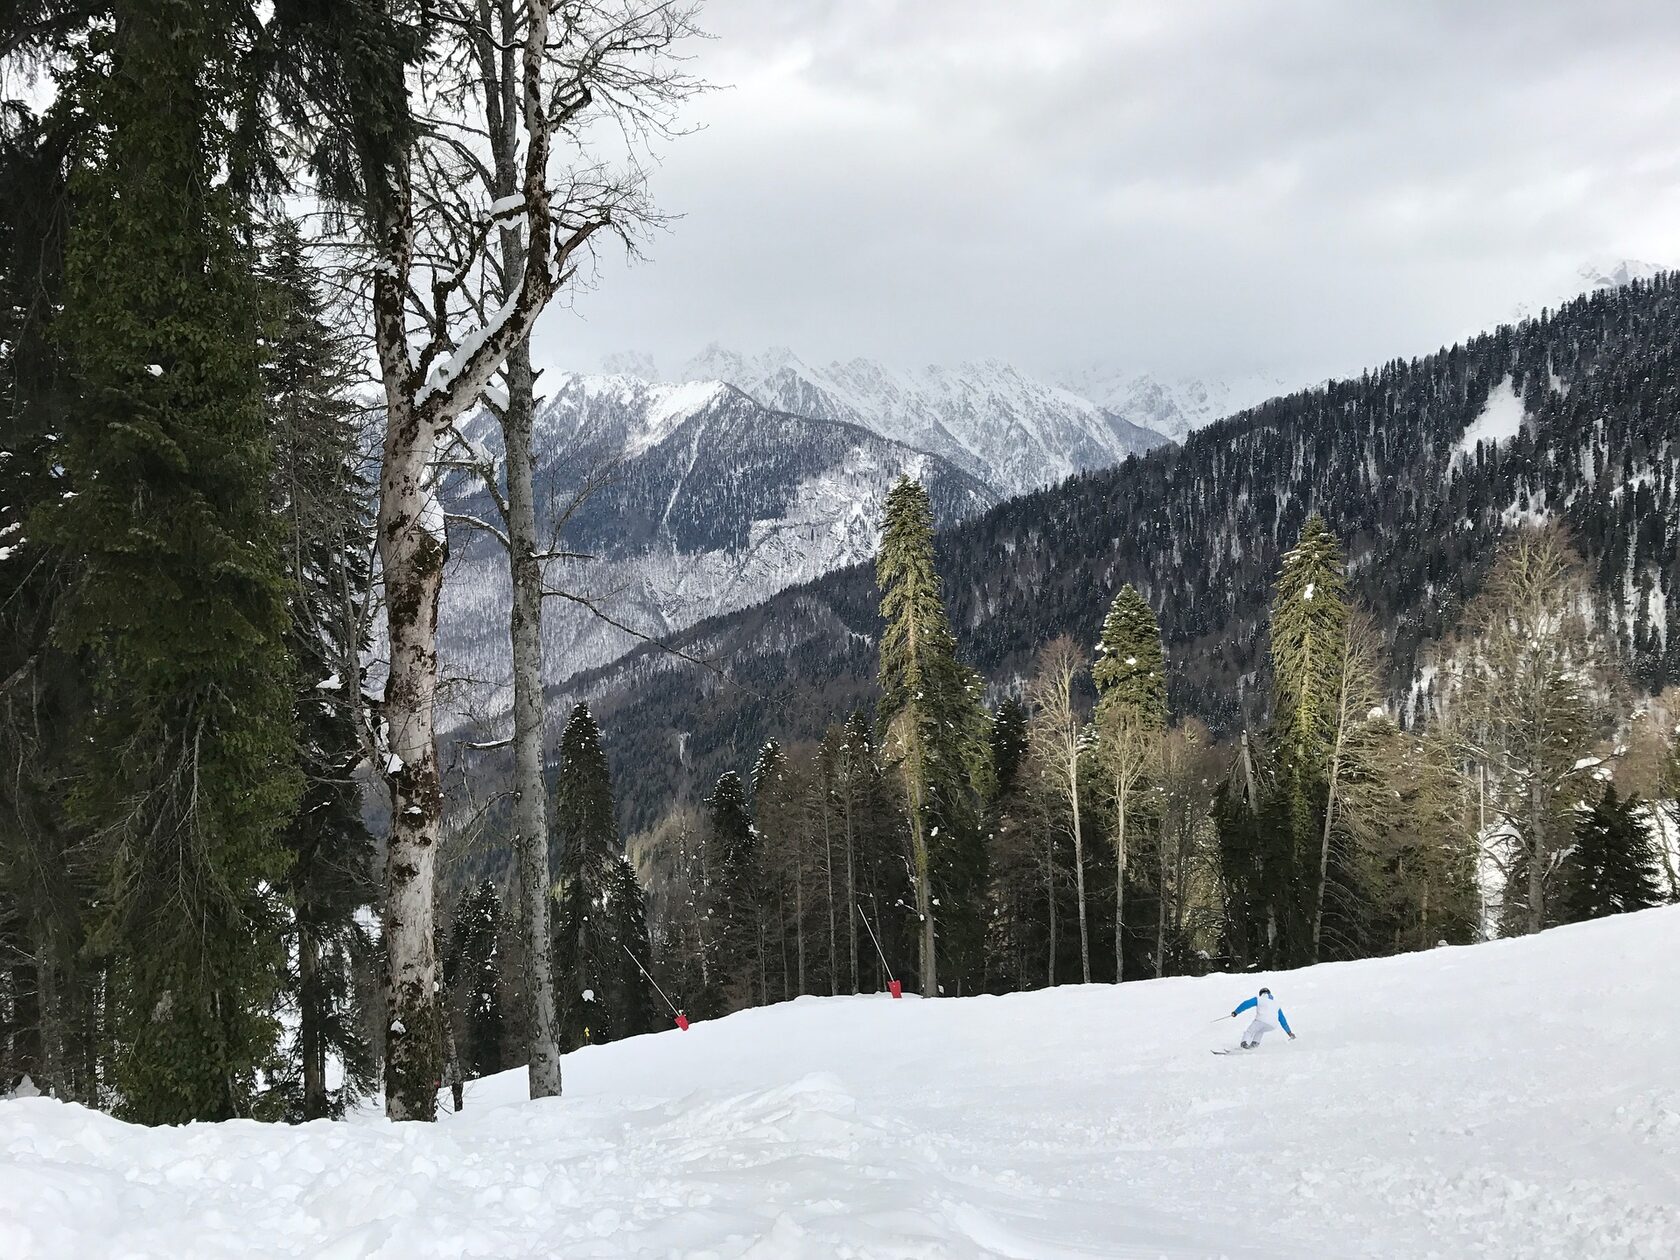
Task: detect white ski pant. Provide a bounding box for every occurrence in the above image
[1242,1017,1277,1045]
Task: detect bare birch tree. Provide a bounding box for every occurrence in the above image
[310,0,702,1120]
[1312,609,1384,960]
[1026,637,1093,983]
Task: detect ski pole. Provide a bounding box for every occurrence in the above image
[854,904,902,997]
[620,943,689,1030]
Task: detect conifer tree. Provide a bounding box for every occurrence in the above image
[601,856,658,1040]
[1094,585,1168,979]
[445,880,505,1078]
[1265,515,1351,964]
[876,476,986,996]
[703,771,761,1012]
[1563,786,1662,922]
[49,0,299,1123]
[551,704,621,1049]
[260,218,378,1120]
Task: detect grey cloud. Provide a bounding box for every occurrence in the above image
[530,0,1680,390]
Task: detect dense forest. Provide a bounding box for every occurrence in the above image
[544,276,1680,833]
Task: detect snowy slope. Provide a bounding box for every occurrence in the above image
[604,347,1174,498]
[1054,367,1298,446]
[7,908,1680,1258]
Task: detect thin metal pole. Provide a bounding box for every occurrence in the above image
[621,943,682,1018]
[854,903,895,983]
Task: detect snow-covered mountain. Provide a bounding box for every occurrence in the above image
[1509,257,1668,323]
[602,348,1173,499]
[437,374,995,713]
[1052,367,1297,445]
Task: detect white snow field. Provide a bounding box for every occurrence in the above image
[5,908,1680,1259]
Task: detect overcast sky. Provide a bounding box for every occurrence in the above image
[530,0,1680,389]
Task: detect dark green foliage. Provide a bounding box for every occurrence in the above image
[550,703,653,1046]
[1563,787,1663,922]
[702,770,761,1013]
[0,85,104,1103]
[1093,584,1167,727]
[876,476,988,992]
[45,0,299,1124]
[260,218,378,1120]
[445,880,505,1079]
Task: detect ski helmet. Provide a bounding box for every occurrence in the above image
[1258,986,1272,997]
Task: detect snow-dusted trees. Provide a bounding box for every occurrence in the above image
[421,0,699,1102]
[876,476,988,996]
[550,703,652,1047]
[1437,526,1611,935]
[445,880,506,1079]
[1562,787,1663,922]
[279,0,700,1118]
[261,220,379,1120]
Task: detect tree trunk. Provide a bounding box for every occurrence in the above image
[1070,760,1090,983]
[822,793,838,995]
[1313,743,1344,962]
[503,339,562,1099]
[1526,776,1548,935]
[299,927,326,1119]
[1045,830,1057,988]
[378,371,448,1121]
[907,785,938,997]
[1155,822,1168,980]
[1114,785,1127,984]
[844,795,858,993]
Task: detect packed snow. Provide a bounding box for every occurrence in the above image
[5,908,1680,1257]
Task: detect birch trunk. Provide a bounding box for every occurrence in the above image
[504,337,561,1098]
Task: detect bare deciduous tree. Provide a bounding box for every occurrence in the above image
[1026,637,1093,983]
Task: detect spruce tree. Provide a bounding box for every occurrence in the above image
[551,703,620,1049]
[1264,514,1351,965]
[602,856,658,1039]
[261,218,378,1120]
[1093,584,1168,980]
[876,476,987,996]
[49,1,299,1123]
[702,771,761,1013]
[1093,584,1168,727]
[1563,786,1662,922]
[445,880,505,1078]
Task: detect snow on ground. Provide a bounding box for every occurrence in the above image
[1454,377,1527,465]
[5,908,1680,1258]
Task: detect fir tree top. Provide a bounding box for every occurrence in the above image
[1270,513,1351,768]
[1093,583,1167,729]
[553,702,618,883]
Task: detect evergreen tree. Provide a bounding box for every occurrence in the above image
[1563,786,1662,922]
[1093,584,1168,727]
[988,699,1031,805]
[445,880,505,1078]
[601,856,659,1039]
[702,770,761,1013]
[1093,584,1168,979]
[1263,514,1352,965]
[551,703,620,1049]
[876,476,987,996]
[48,0,299,1123]
[260,218,378,1120]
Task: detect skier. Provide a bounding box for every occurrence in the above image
[1228,986,1296,1050]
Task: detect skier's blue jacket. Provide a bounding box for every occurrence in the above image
[1232,995,1292,1035]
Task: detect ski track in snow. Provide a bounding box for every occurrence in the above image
[5,907,1680,1258]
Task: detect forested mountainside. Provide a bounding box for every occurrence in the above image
[538,276,1680,831]
[437,376,995,694]
[601,347,1173,498]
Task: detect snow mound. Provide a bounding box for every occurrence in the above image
[5,908,1680,1257]
[1454,376,1527,465]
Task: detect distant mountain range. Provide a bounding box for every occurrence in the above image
[437,375,995,708]
[600,348,1174,499]
[536,273,1680,832]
